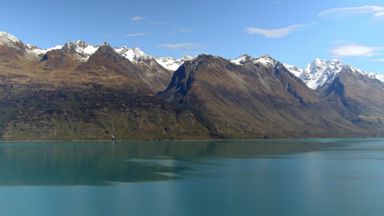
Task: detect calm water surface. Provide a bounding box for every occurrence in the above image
[0,138,383,216]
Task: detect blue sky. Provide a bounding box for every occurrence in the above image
[0,0,383,73]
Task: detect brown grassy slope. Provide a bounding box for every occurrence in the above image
[321,68,384,132]
[160,55,364,138]
[0,44,210,140]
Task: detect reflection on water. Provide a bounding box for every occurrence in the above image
[0,138,384,216]
[0,139,348,186]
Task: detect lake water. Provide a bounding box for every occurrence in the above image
[0,138,383,216]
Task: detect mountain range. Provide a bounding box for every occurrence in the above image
[0,31,384,140]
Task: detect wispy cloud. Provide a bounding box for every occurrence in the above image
[331,43,383,57]
[245,23,309,38]
[125,32,149,37]
[319,5,384,18]
[160,43,201,50]
[131,16,145,21]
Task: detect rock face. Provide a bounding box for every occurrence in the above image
[0,31,384,140]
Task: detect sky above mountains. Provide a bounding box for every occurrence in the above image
[0,0,383,73]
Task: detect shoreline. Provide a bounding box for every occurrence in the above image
[0,136,383,143]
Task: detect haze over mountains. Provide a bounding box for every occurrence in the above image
[0,31,384,140]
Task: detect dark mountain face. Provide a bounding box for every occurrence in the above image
[134,58,174,93]
[41,49,81,70]
[321,68,384,130]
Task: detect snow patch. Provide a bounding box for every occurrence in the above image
[231,54,251,65]
[283,64,304,78]
[115,47,150,63]
[26,44,63,57]
[376,74,384,82]
[285,58,376,90]
[0,31,22,48]
[253,55,277,67]
[64,40,98,61]
[155,56,194,71]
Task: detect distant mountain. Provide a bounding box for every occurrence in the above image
[284,58,379,89]
[0,31,384,140]
[155,56,194,71]
[284,58,384,132]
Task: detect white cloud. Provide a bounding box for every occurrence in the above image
[131,16,145,21]
[160,43,201,50]
[319,5,384,17]
[245,24,308,38]
[125,32,148,37]
[331,43,383,57]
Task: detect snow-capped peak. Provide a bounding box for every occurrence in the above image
[0,31,22,48]
[303,59,349,89]
[231,54,277,67]
[284,58,378,89]
[0,31,62,60]
[231,54,252,65]
[253,55,277,67]
[63,40,99,61]
[155,56,194,71]
[115,47,150,63]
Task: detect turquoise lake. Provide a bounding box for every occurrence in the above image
[0,138,383,216]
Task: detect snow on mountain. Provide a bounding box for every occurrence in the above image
[253,55,278,67]
[283,64,304,78]
[3,30,381,83]
[62,40,98,61]
[375,73,384,83]
[231,54,251,65]
[25,44,63,56]
[115,47,150,63]
[155,56,194,71]
[231,54,278,67]
[284,59,377,90]
[1,31,195,70]
[0,31,22,48]
[230,54,277,66]
[304,59,344,89]
[0,32,62,60]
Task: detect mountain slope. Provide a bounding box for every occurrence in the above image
[321,67,384,131]
[160,55,359,138]
[0,31,384,140]
[0,33,210,140]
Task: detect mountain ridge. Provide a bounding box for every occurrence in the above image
[2,31,382,85]
[1,31,384,140]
